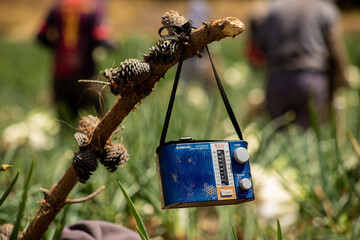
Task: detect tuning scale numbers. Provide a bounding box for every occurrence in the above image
[211,143,234,187]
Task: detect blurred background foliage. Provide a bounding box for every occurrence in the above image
[1,0,360,239]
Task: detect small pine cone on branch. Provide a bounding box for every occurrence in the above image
[72,148,98,183]
[144,40,179,65]
[74,132,89,148]
[103,59,150,96]
[78,115,101,138]
[100,143,129,172]
[161,10,188,33]
[74,115,100,147]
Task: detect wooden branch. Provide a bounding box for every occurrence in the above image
[20,164,78,240]
[19,14,245,240]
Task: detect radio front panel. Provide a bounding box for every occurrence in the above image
[156,140,254,209]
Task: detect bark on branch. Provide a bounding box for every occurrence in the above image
[19,12,245,240]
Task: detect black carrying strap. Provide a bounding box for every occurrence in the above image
[158,21,193,41]
[159,47,186,146]
[204,46,244,140]
[159,46,243,146]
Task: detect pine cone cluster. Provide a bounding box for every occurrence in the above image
[71,11,192,183]
[103,59,150,96]
[72,114,130,182]
[144,10,191,65]
[73,115,100,182]
[100,143,129,172]
[102,10,192,95]
[73,148,98,183]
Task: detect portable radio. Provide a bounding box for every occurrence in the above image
[156,44,254,209]
[156,138,254,209]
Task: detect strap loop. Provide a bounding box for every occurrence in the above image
[158,20,193,42]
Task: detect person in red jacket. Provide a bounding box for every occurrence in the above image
[37,0,114,120]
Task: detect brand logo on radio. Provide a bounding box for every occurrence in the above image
[215,144,225,148]
[176,146,190,150]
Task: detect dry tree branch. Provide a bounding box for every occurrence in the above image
[19,11,245,240]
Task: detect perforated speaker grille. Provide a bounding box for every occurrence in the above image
[157,140,255,208]
[158,143,218,206]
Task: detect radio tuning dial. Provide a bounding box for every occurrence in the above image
[233,147,249,164]
[239,178,252,191]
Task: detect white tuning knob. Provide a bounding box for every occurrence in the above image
[233,147,249,164]
[239,178,252,191]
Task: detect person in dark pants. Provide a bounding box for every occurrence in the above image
[248,0,348,129]
[37,0,114,120]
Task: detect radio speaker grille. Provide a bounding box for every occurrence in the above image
[159,143,217,205]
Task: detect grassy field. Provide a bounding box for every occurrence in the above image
[0,32,360,240]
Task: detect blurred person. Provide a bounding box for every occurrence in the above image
[247,0,348,129]
[37,0,115,120]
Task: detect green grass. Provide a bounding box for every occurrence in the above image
[0,34,359,239]
[10,160,34,240]
[117,179,150,240]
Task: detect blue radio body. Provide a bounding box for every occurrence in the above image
[156,139,254,209]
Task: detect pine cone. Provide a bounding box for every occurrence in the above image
[72,148,98,183]
[74,132,89,148]
[78,115,100,138]
[100,143,129,172]
[73,115,100,148]
[103,67,121,95]
[103,59,150,96]
[162,10,188,32]
[144,40,179,65]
